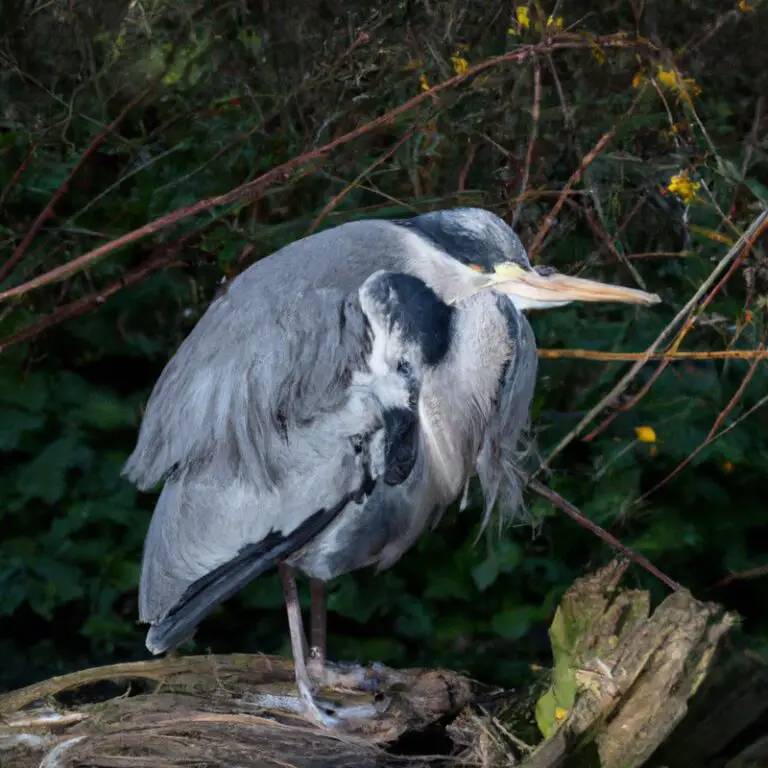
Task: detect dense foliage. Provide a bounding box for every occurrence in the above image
[1,0,766,694]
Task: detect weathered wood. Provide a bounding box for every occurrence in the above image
[0,656,474,767]
[1,560,763,768]
[519,561,738,768]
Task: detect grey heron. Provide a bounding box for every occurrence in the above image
[123,208,659,726]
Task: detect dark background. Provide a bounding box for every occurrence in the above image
[1,0,767,695]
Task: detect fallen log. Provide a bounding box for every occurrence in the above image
[1,560,764,767]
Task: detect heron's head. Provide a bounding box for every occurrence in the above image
[399,208,661,311]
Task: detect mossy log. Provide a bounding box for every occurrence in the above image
[1,560,764,768]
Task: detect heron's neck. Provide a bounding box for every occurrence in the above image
[400,229,491,304]
[419,329,511,503]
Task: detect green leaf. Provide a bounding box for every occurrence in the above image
[472,557,500,591]
[15,434,93,505]
[0,407,45,451]
[69,392,136,430]
[491,605,534,640]
[535,688,560,739]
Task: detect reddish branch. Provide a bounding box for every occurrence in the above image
[511,57,542,228]
[639,344,764,501]
[529,479,682,591]
[585,212,768,442]
[0,233,202,354]
[527,85,647,259]
[0,35,654,305]
[0,82,160,287]
[0,141,41,224]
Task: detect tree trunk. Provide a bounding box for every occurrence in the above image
[1,560,764,768]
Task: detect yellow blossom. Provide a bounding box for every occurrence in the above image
[738,0,754,11]
[419,73,430,92]
[632,71,645,88]
[723,461,734,473]
[656,68,678,89]
[516,6,531,29]
[546,15,564,30]
[667,171,701,204]
[635,426,657,444]
[451,53,469,75]
[655,65,702,99]
[555,707,569,721]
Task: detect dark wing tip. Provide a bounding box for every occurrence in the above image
[138,496,357,654]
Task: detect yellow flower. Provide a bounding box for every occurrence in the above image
[655,65,702,99]
[516,6,531,29]
[635,426,657,444]
[667,171,701,205]
[451,53,469,75]
[419,73,430,92]
[555,707,569,721]
[632,71,645,88]
[656,68,678,89]
[723,461,734,473]
[546,15,564,30]
[738,0,754,11]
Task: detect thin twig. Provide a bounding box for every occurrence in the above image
[0,141,41,219]
[308,127,416,233]
[638,346,764,501]
[511,57,541,228]
[583,361,671,442]
[538,208,768,474]
[583,233,759,440]
[0,233,203,354]
[0,80,160,287]
[528,84,649,259]
[710,564,768,590]
[538,348,768,362]
[528,479,682,591]
[457,142,479,193]
[0,35,654,305]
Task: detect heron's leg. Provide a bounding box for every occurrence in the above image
[308,579,326,680]
[307,579,381,691]
[278,562,308,663]
[278,562,332,723]
[278,563,384,726]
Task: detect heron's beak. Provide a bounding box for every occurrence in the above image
[487,262,661,308]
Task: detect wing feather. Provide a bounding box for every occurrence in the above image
[127,284,422,653]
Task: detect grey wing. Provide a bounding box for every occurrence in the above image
[124,287,417,654]
[475,294,538,531]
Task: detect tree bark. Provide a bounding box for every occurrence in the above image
[1,560,763,768]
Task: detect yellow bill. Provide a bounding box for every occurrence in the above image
[486,262,661,309]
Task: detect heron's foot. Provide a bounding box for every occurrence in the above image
[297,679,391,728]
[296,651,391,728]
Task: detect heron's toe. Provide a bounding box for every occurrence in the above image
[319,660,391,692]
